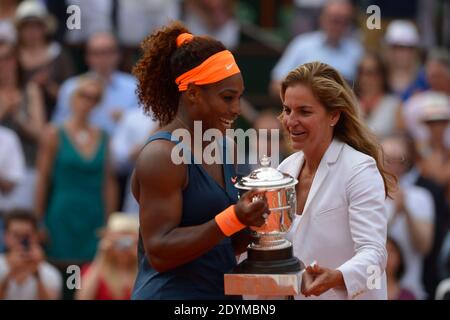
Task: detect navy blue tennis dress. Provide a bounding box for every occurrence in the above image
[131,131,241,300]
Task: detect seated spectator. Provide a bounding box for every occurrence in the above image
[354,52,401,137]
[52,32,138,136]
[386,237,416,300]
[0,209,61,300]
[75,213,138,300]
[383,20,423,98]
[382,134,435,299]
[14,0,75,121]
[270,0,363,97]
[35,76,118,299]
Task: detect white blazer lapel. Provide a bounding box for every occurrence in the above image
[300,139,345,216]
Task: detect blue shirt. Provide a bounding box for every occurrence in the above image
[271,31,363,82]
[51,71,139,135]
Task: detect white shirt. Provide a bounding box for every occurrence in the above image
[117,0,180,46]
[111,109,159,174]
[0,255,62,300]
[386,175,435,300]
[0,126,25,210]
[278,139,388,299]
[364,94,401,138]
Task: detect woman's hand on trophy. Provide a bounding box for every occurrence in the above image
[235,189,270,227]
[301,263,345,297]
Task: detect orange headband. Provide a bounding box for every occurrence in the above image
[175,50,241,91]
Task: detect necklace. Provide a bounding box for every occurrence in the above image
[75,129,89,145]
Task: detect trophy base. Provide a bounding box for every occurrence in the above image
[233,246,304,274]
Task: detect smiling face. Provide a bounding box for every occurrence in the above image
[190,73,244,134]
[281,83,339,154]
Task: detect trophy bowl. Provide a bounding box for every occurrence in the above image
[233,156,302,274]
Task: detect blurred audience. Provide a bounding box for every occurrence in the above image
[416,94,450,200]
[270,0,363,97]
[400,49,450,143]
[0,37,45,212]
[354,52,401,137]
[75,213,138,300]
[383,20,424,100]
[35,76,117,288]
[382,134,435,299]
[386,237,416,300]
[0,209,61,300]
[14,0,75,121]
[184,0,240,50]
[52,32,138,136]
[111,108,159,214]
[0,126,25,252]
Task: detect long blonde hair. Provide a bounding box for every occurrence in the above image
[280,61,395,197]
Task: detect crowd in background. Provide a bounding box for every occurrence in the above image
[0,0,449,300]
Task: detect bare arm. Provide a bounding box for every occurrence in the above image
[104,144,118,218]
[135,140,267,273]
[35,125,58,219]
[15,83,46,141]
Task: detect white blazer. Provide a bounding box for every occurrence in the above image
[278,139,388,300]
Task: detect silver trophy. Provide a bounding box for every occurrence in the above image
[224,156,304,296]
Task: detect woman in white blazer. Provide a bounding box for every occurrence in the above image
[277,62,395,300]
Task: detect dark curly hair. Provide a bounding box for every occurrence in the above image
[133,21,226,125]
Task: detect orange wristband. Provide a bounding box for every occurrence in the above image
[215,205,246,237]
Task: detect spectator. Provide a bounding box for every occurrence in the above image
[14,0,75,121]
[0,126,25,245]
[354,52,401,137]
[395,132,450,299]
[35,76,118,299]
[270,0,363,97]
[400,49,450,144]
[183,0,240,50]
[111,108,159,214]
[384,20,424,98]
[382,134,435,299]
[415,94,450,198]
[0,38,45,211]
[386,237,416,300]
[117,0,180,72]
[0,209,62,300]
[75,213,138,300]
[52,32,138,136]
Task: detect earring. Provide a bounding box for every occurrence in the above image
[330,123,335,127]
